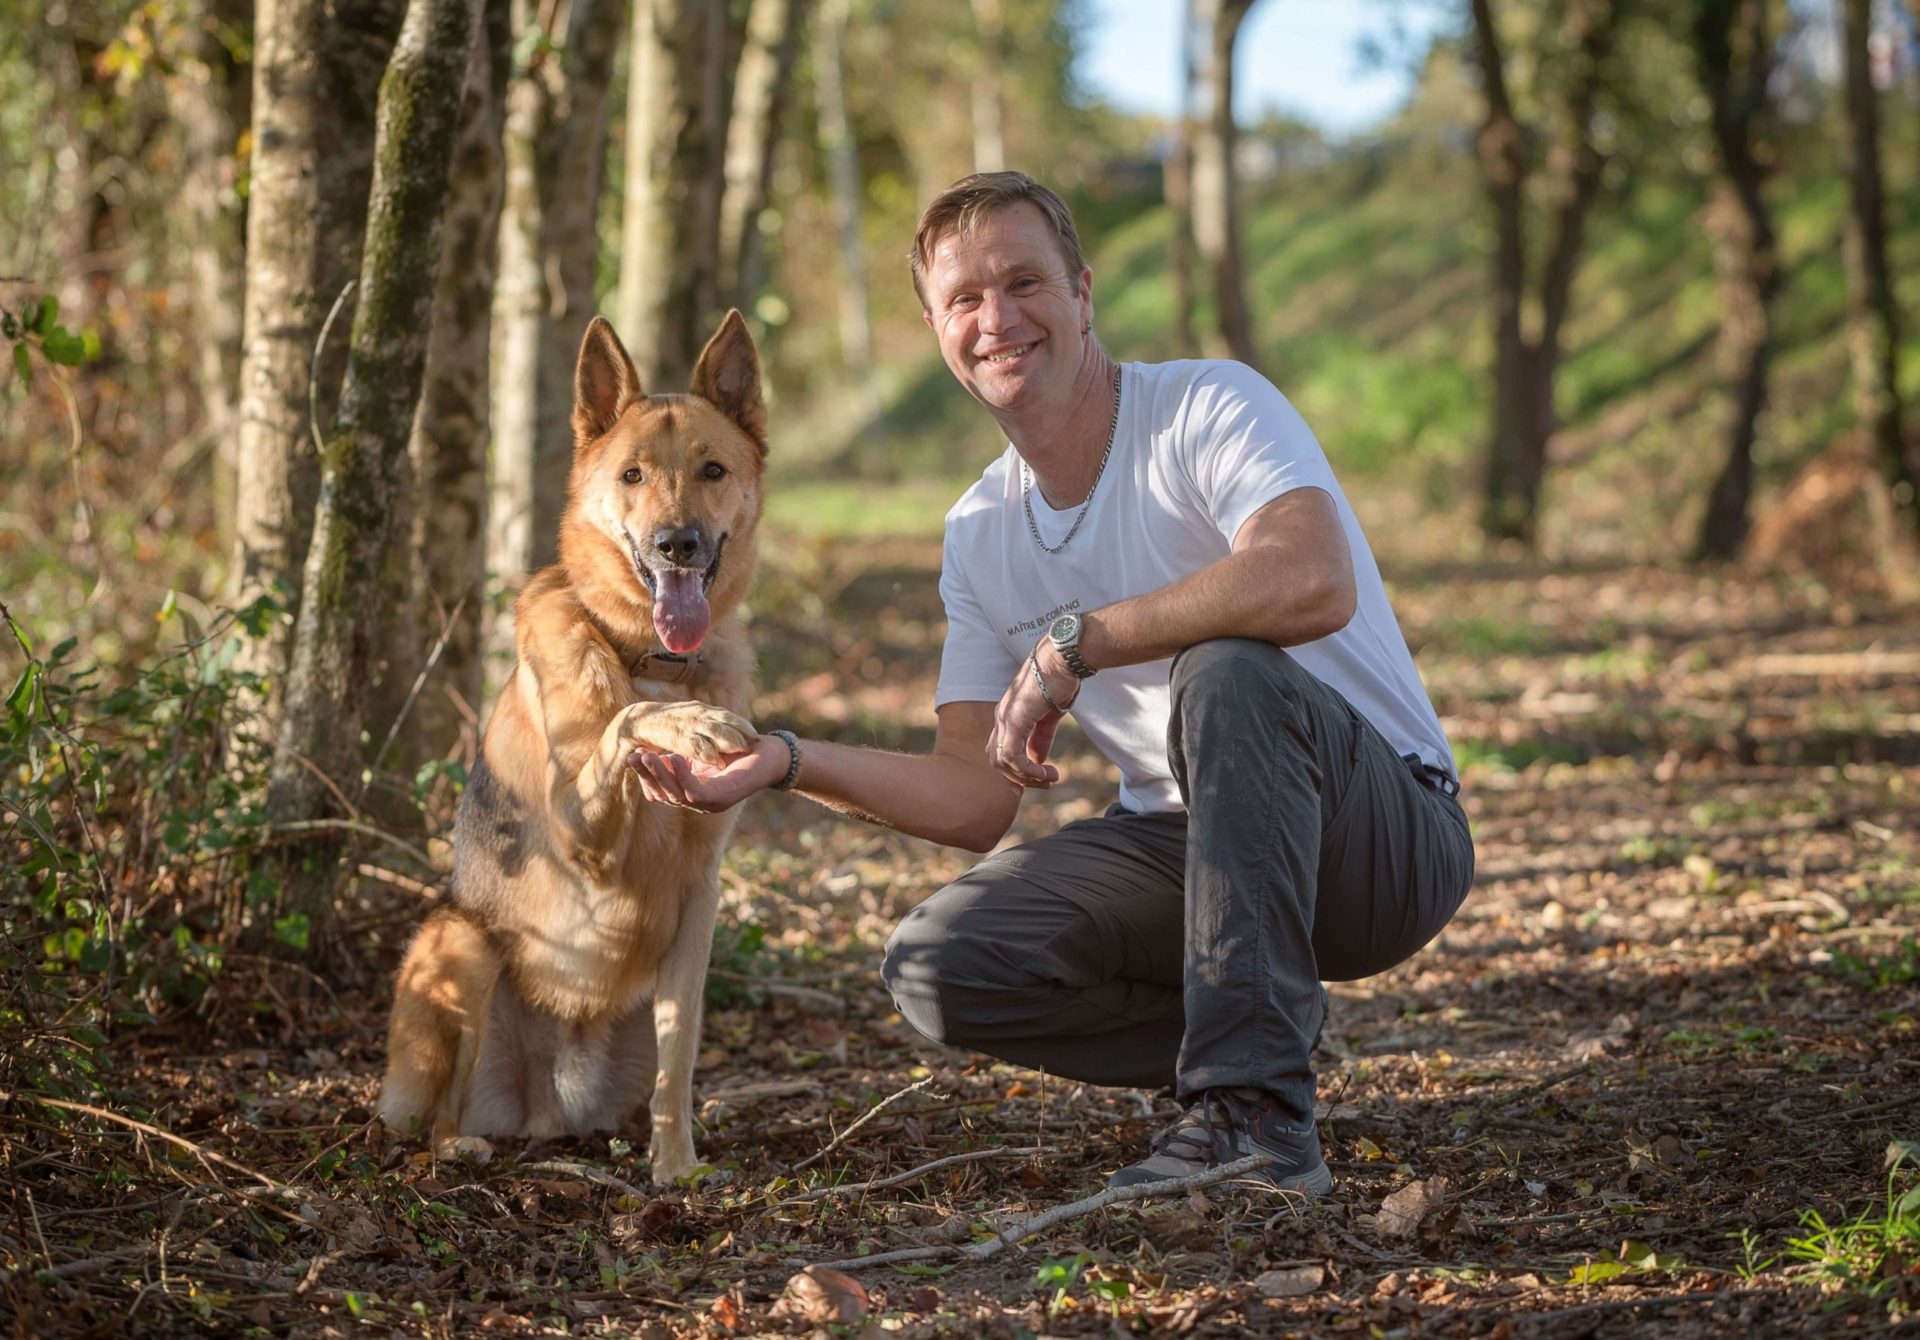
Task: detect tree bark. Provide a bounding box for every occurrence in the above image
[369,0,512,792]
[718,0,807,309]
[167,0,252,556]
[1166,0,1198,356]
[488,0,627,642]
[619,0,733,392]
[231,0,404,689]
[265,0,482,936]
[1188,0,1262,371]
[1470,0,1622,546]
[814,0,872,375]
[1839,0,1919,530]
[969,0,1006,173]
[1690,0,1779,561]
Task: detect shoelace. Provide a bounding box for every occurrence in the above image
[1151,1090,1257,1165]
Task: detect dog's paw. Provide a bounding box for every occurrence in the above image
[647,1132,700,1184]
[618,701,755,764]
[433,1135,495,1165]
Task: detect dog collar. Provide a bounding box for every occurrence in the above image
[630,647,711,687]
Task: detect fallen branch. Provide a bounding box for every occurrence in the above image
[1,1088,288,1191]
[782,1146,1049,1205]
[793,1076,937,1173]
[813,1153,1282,1270]
[520,1159,651,1202]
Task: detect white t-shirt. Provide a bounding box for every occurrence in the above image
[934,359,1455,815]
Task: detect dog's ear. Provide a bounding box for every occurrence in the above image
[689,310,767,453]
[574,316,645,443]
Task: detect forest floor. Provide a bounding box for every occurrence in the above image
[6,545,1920,1337]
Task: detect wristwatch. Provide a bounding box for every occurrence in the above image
[1048,613,1096,679]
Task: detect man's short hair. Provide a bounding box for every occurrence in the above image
[909,171,1087,309]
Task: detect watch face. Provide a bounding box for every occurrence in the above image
[1050,614,1080,642]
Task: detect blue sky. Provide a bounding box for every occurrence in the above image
[1075,0,1454,137]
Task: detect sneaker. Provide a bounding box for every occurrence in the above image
[1108,1087,1332,1194]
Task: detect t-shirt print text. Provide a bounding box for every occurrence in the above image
[1006,599,1081,640]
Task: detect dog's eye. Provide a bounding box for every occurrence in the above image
[621,467,643,484]
[701,462,727,481]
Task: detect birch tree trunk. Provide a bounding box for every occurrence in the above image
[814,0,872,376]
[488,0,627,652]
[969,0,1006,173]
[618,0,732,392]
[1839,0,1919,530]
[265,0,482,938]
[369,0,512,790]
[231,0,404,685]
[1188,0,1261,371]
[719,0,806,309]
[168,0,252,555]
[1691,0,1779,561]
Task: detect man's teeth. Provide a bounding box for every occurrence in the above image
[984,345,1034,362]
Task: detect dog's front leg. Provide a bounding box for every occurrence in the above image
[564,701,754,860]
[646,876,723,1183]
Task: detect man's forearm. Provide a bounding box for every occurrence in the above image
[1078,546,1354,672]
[789,738,1021,853]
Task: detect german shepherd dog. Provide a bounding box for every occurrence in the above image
[378,312,766,1181]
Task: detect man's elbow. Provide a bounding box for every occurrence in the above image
[1288,572,1356,643]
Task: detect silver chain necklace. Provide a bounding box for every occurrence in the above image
[1022,363,1123,555]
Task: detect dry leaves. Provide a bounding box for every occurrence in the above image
[1375,1177,1448,1237]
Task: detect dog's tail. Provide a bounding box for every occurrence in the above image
[377,908,501,1141]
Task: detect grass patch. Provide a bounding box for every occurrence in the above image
[764,477,971,541]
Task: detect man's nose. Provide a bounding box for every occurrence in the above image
[977,288,1015,331]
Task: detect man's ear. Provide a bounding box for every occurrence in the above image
[689,309,767,453]
[573,316,644,443]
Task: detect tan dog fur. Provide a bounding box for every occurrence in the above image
[378,312,767,1181]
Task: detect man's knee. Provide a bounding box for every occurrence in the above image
[880,881,1009,1049]
[1170,638,1318,722]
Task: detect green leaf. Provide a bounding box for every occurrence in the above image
[1566,1260,1628,1285]
[41,329,86,366]
[273,913,311,952]
[34,295,56,332]
[7,663,40,731]
[23,297,46,333]
[13,341,30,385]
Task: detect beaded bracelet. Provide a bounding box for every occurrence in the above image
[766,729,802,791]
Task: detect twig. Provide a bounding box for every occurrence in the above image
[308,279,355,459]
[520,1159,651,1202]
[708,970,845,1014]
[364,594,466,796]
[0,1088,288,1191]
[782,1146,1049,1205]
[354,861,440,898]
[813,1153,1283,1270]
[1513,1287,1772,1329]
[793,1076,937,1173]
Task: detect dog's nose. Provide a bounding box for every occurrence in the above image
[652,526,704,566]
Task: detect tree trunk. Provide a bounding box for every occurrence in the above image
[488,0,627,654]
[1166,0,1197,354]
[1470,0,1622,546]
[718,0,806,309]
[231,0,404,690]
[369,0,512,796]
[618,0,733,392]
[1691,0,1779,561]
[265,0,482,942]
[1840,0,1919,529]
[1188,0,1262,371]
[969,0,1006,173]
[167,0,252,556]
[813,0,873,378]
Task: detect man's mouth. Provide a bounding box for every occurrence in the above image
[981,343,1036,364]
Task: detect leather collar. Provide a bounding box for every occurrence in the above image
[630,647,710,687]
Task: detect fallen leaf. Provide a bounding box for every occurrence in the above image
[776,1266,870,1325]
[1376,1177,1448,1237]
[1254,1264,1325,1297]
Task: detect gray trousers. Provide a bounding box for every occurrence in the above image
[881,638,1475,1121]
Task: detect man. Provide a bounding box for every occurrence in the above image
[628,171,1474,1193]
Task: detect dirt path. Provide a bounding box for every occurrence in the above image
[6,556,1918,1336]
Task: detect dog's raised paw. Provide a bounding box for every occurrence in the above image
[619,701,754,763]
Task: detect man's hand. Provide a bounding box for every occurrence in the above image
[629,734,788,813]
[985,640,1079,788]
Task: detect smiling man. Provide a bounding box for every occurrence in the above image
[627,171,1474,1193]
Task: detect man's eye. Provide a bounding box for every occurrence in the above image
[702,461,727,480]
[622,467,643,484]
[1013,277,1038,291]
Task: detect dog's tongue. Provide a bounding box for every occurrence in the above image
[652,569,711,653]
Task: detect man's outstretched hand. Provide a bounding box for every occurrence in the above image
[629,735,789,812]
[986,642,1078,789]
